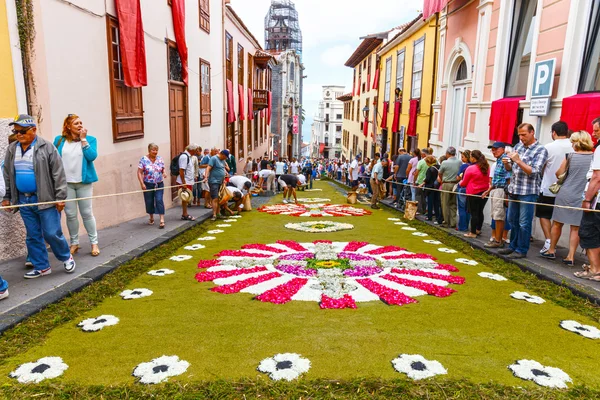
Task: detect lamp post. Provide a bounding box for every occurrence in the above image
[362,105,369,119]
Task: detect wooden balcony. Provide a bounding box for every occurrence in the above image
[253,89,269,111]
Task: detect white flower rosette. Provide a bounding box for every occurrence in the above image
[78,315,119,332]
[412,232,428,237]
[401,227,417,231]
[216,224,231,228]
[455,258,478,266]
[148,269,175,277]
[388,218,401,221]
[184,244,206,251]
[207,230,224,234]
[10,357,69,383]
[132,355,190,384]
[120,288,153,300]
[508,359,572,388]
[170,255,192,262]
[559,320,600,339]
[297,198,331,203]
[223,219,238,223]
[392,354,447,380]
[424,240,442,245]
[510,291,545,304]
[197,236,216,241]
[257,353,311,381]
[438,248,457,254]
[478,272,507,281]
[285,221,354,233]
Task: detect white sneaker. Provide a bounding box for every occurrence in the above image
[64,255,76,273]
[282,199,288,204]
[0,290,8,300]
[540,239,551,254]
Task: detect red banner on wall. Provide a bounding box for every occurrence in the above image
[293,115,299,134]
[171,0,188,85]
[392,100,401,133]
[115,0,147,87]
[238,84,245,121]
[226,79,236,123]
[363,119,369,137]
[380,101,389,129]
[423,0,449,20]
[407,99,419,137]
[247,88,254,120]
[372,68,380,91]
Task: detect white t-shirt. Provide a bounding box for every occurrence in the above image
[297,174,306,185]
[62,140,83,183]
[542,138,573,196]
[290,161,300,174]
[275,161,285,175]
[350,160,359,180]
[229,175,251,191]
[176,151,195,185]
[259,169,274,179]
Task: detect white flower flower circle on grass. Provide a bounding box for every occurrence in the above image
[388,218,401,221]
[184,244,206,251]
[197,236,216,241]
[148,269,175,277]
[132,355,190,384]
[394,221,408,225]
[508,359,572,388]
[207,230,224,234]
[229,215,242,218]
[424,240,442,245]
[10,357,69,383]
[455,258,478,266]
[478,272,507,281]
[412,232,428,237]
[257,353,311,381]
[559,320,600,339]
[170,255,192,262]
[78,315,119,332]
[510,291,545,304]
[223,219,238,223]
[285,221,354,233]
[438,248,457,254]
[120,288,153,300]
[401,227,417,231]
[392,354,447,380]
[216,224,231,228]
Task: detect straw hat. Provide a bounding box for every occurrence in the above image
[178,187,193,203]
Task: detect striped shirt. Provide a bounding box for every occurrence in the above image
[14,139,37,193]
[507,141,548,196]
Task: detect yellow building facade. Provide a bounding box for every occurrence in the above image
[376,14,437,155]
[0,0,18,118]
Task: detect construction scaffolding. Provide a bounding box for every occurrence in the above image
[264,0,303,57]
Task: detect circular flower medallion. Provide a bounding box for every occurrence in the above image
[285,221,354,233]
[207,230,224,234]
[508,359,572,388]
[455,258,478,266]
[510,291,545,304]
[559,320,600,339]
[148,269,175,277]
[184,244,206,251]
[257,353,311,381]
[120,288,153,300]
[197,236,216,241]
[297,198,331,203]
[258,204,371,217]
[132,355,190,384]
[478,272,507,281]
[10,357,69,383]
[195,241,465,309]
[78,315,119,332]
[170,255,192,262]
[392,354,447,380]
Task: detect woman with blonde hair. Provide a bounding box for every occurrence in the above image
[137,143,167,229]
[541,131,594,264]
[54,114,99,256]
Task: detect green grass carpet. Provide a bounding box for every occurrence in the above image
[1,181,599,395]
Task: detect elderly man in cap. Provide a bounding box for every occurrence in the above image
[482,142,511,248]
[2,114,76,278]
[204,149,230,221]
[177,143,199,221]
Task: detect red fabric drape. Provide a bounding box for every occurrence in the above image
[380,101,389,129]
[372,69,380,90]
[115,0,147,87]
[423,0,449,20]
[319,143,325,154]
[171,0,188,85]
[489,97,525,143]
[267,91,272,125]
[392,100,401,132]
[363,119,369,137]
[367,74,371,91]
[407,99,419,136]
[560,93,600,135]
[238,84,245,121]
[247,88,254,120]
[226,79,236,123]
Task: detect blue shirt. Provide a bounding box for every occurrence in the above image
[492,155,511,188]
[208,155,227,184]
[14,139,37,193]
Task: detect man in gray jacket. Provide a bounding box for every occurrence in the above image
[2,114,75,279]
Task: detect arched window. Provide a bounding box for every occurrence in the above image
[289,62,295,81]
[455,60,467,82]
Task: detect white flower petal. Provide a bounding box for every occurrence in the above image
[197,236,216,241]
[559,320,600,339]
[438,248,457,254]
[10,357,69,384]
[478,272,507,281]
[394,222,408,225]
[510,291,545,304]
[388,218,401,221]
[148,269,175,276]
[455,258,478,266]
[257,353,310,381]
[120,288,153,300]
[423,240,442,245]
[78,315,119,332]
[402,227,417,231]
[392,354,447,380]
[170,255,192,262]
[216,224,231,228]
[412,232,428,237]
[207,230,224,234]
[508,359,572,389]
[184,244,206,251]
[133,355,190,384]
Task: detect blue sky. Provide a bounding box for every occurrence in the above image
[230,0,421,143]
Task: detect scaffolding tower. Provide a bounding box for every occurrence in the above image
[264,0,303,57]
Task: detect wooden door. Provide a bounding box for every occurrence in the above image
[169,82,188,198]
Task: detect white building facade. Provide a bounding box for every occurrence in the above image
[312,85,345,159]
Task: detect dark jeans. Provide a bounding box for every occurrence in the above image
[143,182,165,215]
[457,186,471,232]
[507,194,537,254]
[426,188,442,222]
[467,193,488,234]
[337,171,342,181]
[416,186,427,214]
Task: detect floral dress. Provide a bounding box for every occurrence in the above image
[139,156,165,184]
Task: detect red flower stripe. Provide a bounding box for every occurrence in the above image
[215,250,273,258]
[391,268,465,284]
[356,278,418,306]
[436,264,459,272]
[382,253,437,260]
[197,259,221,269]
[211,272,281,294]
[276,240,307,252]
[195,266,268,282]
[343,241,369,252]
[365,246,407,255]
[381,274,456,297]
[313,240,333,244]
[241,244,287,253]
[256,277,308,304]
[320,294,357,309]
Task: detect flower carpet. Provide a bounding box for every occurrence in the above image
[1,181,600,395]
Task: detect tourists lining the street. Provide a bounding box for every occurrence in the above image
[138,143,167,229]
[459,150,490,239]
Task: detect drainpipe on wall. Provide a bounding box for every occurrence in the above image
[428,13,439,147]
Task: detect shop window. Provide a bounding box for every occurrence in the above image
[411,37,425,99]
[505,0,537,97]
[579,1,600,93]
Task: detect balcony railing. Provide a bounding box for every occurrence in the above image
[253,89,269,111]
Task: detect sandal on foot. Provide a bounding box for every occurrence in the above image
[148,219,155,225]
[159,222,165,229]
[69,245,80,255]
[574,264,592,278]
[463,233,478,238]
[91,244,100,257]
[584,272,600,281]
[181,215,196,221]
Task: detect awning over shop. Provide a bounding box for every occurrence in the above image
[423,0,449,20]
[226,79,236,123]
[407,99,419,137]
[560,93,600,134]
[489,97,524,144]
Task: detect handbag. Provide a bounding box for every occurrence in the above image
[549,154,572,194]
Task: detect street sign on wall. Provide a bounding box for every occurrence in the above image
[292,115,299,134]
[530,58,555,117]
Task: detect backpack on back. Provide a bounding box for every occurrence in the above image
[170,152,189,176]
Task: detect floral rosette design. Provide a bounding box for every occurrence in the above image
[132,355,190,384]
[478,272,507,281]
[195,241,465,309]
[10,357,69,383]
[508,359,572,388]
[257,353,311,381]
[78,315,119,332]
[559,320,600,339]
[258,204,372,217]
[391,354,447,380]
[285,221,354,233]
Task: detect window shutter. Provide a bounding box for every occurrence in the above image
[200,0,210,33]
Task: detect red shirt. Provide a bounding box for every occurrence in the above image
[460,165,489,194]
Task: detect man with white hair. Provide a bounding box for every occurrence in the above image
[177,143,198,221]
